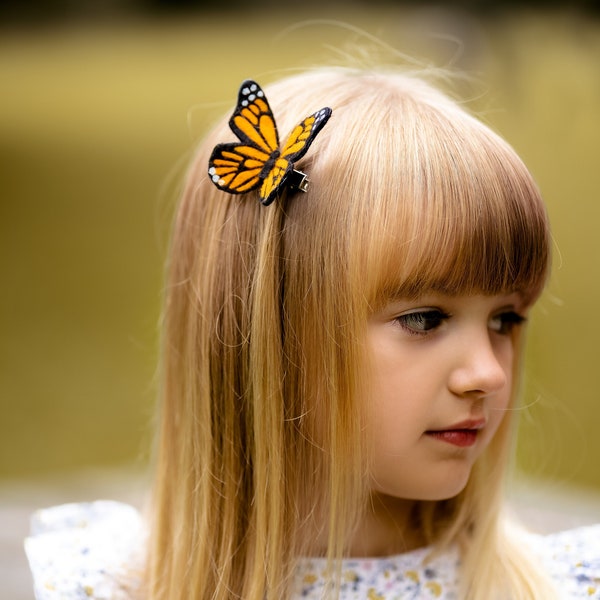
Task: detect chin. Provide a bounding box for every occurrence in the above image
[371,463,475,502]
[422,486,468,502]
[376,479,471,503]
[415,470,472,501]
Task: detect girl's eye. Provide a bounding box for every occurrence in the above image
[394,309,449,335]
[489,311,526,335]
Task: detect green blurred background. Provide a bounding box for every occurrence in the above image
[1,2,600,497]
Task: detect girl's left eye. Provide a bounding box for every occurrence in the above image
[489,311,526,335]
[394,309,449,335]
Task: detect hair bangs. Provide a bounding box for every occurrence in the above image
[372,182,550,305]
[349,86,552,309]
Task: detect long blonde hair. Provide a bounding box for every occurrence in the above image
[146,68,553,599]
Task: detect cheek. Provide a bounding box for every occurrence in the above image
[365,362,435,478]
[481,369,514,447]
[366,353,429,438]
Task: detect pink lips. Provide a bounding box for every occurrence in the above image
[425,419,486,448]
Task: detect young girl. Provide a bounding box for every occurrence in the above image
[26,68,600,599]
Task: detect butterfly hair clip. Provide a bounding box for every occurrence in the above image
[208,80,332,206]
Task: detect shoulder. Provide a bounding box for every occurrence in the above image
[25,500,145,600]
[528,524,600,598]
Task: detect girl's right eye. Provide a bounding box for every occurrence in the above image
[394,309,449,336]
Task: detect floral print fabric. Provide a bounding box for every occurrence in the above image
[25,501,600,599]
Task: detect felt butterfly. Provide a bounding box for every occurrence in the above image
[208,79,332,206]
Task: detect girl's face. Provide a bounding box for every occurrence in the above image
[366,292,527,502]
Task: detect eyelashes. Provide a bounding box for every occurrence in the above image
[394,309,450,336]
[394,309,526,337]
[489,311,526,335]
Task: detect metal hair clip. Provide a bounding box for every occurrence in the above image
[208,79,331,206]
[287,169,310,193]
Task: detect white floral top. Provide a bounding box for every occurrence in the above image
[25,501,600,599]
[25,501,145,600]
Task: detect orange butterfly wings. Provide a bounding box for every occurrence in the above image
[208,80,332,206]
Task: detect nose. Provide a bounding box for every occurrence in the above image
[447,330,509,399]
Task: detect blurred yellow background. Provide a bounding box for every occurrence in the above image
[1,6,600,498]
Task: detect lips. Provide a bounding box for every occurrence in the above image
[425,419,486,448]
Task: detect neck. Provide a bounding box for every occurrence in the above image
[346,494,425,557]
[299,493,426,558]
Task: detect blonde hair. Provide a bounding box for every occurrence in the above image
[146,68,553,599]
